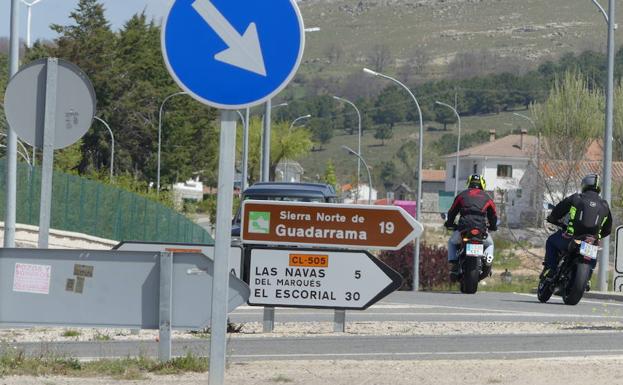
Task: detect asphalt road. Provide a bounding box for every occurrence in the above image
[12,332,623,362]
[8,292,623,362]
[230,291,623,323]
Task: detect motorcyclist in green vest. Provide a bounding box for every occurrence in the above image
[542,174,612,286]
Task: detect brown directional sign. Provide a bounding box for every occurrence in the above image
[241,200,424,250]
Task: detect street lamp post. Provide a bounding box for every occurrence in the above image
[94,117,115,181]
[590,0,615,292]
[435,101,461,196]
[289,114,311,131]
[237,109,250,191]
[157,91,187,193]
[333,96,362,201]
[21,0,45,49]
[341,146,372,205]
[259,102,288,182]
[284,114,311,182]
[513,112,541,227]
[5,0,21,248]
[20,0,45,167]
[364,67,424,292]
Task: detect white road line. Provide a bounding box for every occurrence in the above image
[514,292,623,307]
[230,349,623,359]
[231,312,623,319]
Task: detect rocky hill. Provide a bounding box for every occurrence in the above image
[296,0,623,80]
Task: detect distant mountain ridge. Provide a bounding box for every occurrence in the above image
[296,0,622,79]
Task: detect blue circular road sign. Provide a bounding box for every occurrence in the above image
[162,0,305,109]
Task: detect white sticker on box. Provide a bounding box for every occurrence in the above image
[13,263,52,295]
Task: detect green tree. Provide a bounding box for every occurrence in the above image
[374,125,393,146]
[324,160,338,191]
[434,106,457,130]
[374,86,407,128]
[308,118,333,150]
[531,71,604,199]
[378,161,399,192]
[270,122,313,180]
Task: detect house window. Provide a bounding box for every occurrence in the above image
[452,165,456,178]
[497,165,512,178]
[473,164,478,174]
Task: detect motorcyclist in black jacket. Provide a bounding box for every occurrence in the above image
[542,173,612,284]
[444,174,498,277]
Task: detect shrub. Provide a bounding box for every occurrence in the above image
[379,242,449,291]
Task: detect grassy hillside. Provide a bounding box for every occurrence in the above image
[297,0,622,80]
[297,110,533,187]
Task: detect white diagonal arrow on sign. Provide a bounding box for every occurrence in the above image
[192,0,267,76]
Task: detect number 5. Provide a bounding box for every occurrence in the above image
[355,270,361,279]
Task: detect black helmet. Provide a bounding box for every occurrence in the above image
[467,174,486,190]
[581,173,601,193]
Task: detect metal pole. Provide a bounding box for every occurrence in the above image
[262,99,272,182]
[599,0,615,292]
[285,114,311,181]
[341,146,372,205]
[157,91,187,194]
[334,96,362,201]
[436,101,461,196]
[38,58,58,249]
[262,100,276,331]
[158,251,173,362]
[364,68,423,291]
[208,110,237,385]
[241,108,250,190]
[26,4,32,48]
[94,117,114,181]
[4,0,20,248]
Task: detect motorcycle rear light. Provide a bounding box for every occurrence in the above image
[470,229,480,236]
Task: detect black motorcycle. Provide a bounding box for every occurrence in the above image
[537,226,598,306]
[449,225,494,294]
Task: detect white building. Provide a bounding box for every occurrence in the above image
[444,129,538,197]
[172,177,203,208]
[275,159,305,183]
[341,183,378,204]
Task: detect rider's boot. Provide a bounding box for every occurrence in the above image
[540,266,555,282]
[449,261,459,281]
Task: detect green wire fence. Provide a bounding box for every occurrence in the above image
[0,160,213,244]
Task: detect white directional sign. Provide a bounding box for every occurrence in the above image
[248,247,403,310]
[113,241,243,278]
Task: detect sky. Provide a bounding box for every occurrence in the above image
[1,0,174,41]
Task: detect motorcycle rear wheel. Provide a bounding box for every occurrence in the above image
[562,263,591,306]
[460,258,480,294]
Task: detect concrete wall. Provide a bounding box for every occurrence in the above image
[0,222,117,250]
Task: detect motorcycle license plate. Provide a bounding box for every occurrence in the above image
[466,243,484,256]
[579,242,598,260]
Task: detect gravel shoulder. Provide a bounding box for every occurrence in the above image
[3,321,623,343]
[3,356,623,385]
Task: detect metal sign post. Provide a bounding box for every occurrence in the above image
[38,58,58,248]
[208,111,237,384]
[159,252,173,362]
[162,0,305,379]
[4,58,96,248]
